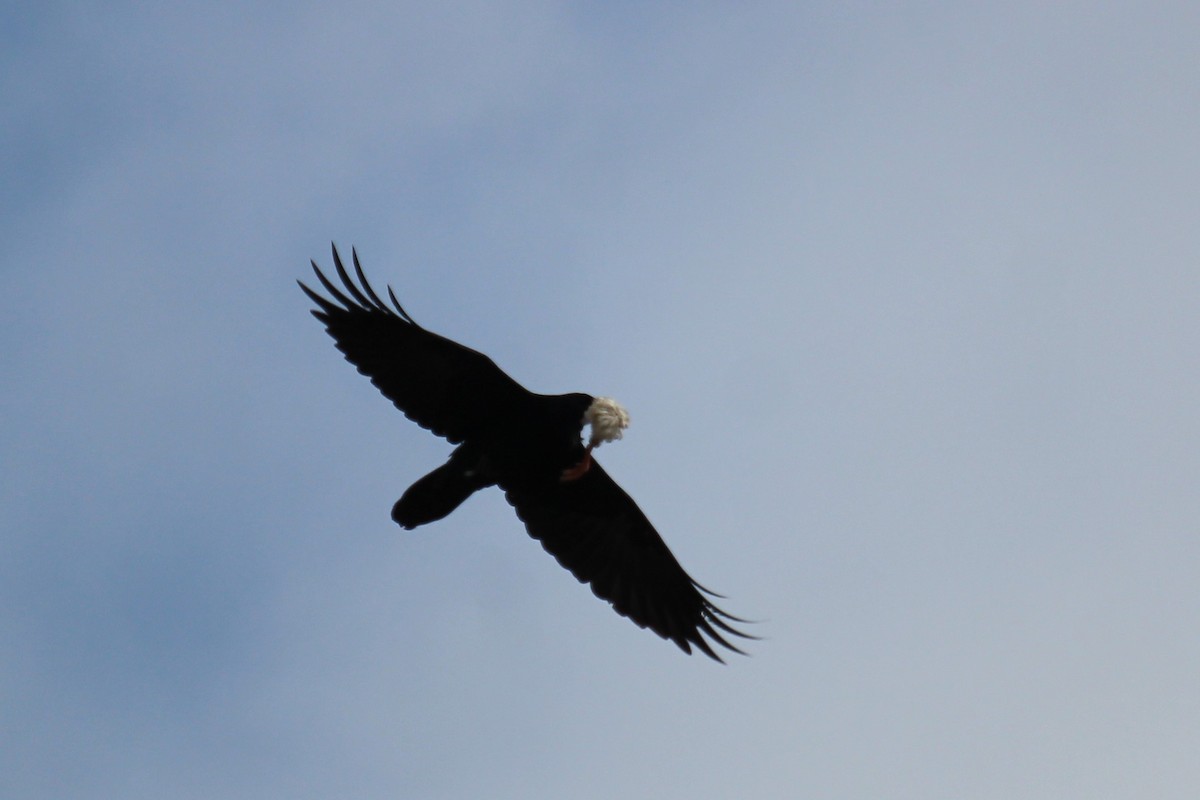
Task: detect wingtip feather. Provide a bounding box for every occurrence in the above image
[309,260,359,310]
[331,245,375,310]
[351,248,390,311]
[388,285,420,327]
[298,279,340,316]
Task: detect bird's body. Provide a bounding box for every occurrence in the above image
[300,246,750,660]
[392,392,592,529]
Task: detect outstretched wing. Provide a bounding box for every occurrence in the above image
[503,461,753,661]
[299,245,529,443]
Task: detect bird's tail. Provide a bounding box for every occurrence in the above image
[392,447,490,530]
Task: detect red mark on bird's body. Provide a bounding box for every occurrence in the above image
[559,444,595,482]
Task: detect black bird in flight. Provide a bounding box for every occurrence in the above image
[300,245,751,661]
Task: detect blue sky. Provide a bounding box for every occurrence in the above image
[3,2,1199,797]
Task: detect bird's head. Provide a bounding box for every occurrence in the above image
[583,396,630,449]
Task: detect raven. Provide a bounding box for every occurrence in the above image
[300,246,751,660]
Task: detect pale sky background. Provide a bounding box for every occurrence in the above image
[3,3,1199,798]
